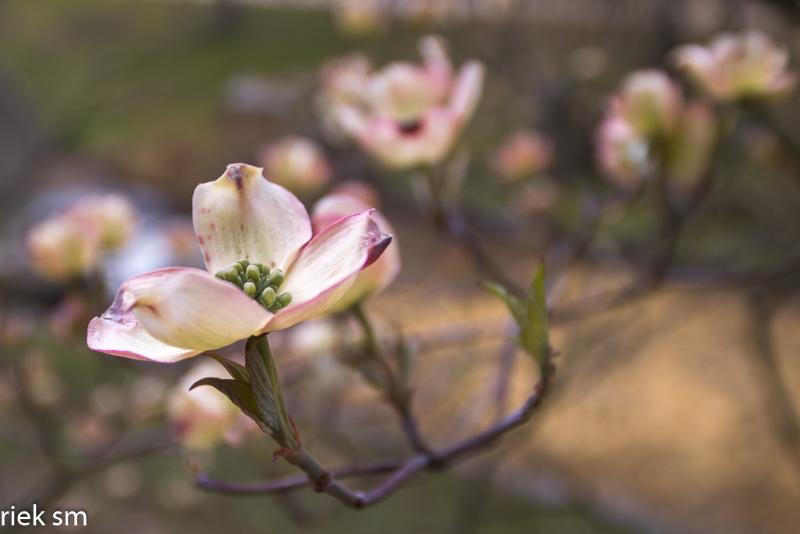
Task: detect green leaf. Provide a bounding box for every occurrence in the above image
[190,377,271,434]
[204,352,251,383]
[244,338,281,436]
[484,282,526,326]
[486,265,551,370]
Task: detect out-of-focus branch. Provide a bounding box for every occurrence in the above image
[13,429,173,509]
[349,304,432,455]
[744,292,800,477]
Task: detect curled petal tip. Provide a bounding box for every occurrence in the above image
[366,234,392,267]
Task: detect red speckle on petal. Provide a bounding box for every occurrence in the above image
[210,222,216,230]
[198,236,205,245]
[204,251,211,262]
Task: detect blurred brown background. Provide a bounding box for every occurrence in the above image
[1,1,799,533]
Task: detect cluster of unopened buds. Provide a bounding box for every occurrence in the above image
[214,261,292,312]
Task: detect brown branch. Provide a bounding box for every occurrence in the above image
[196,364,554,508]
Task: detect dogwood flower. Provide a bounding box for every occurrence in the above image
[27,194,137,282]
[168,361,257,450]
[312,182,400,311]
[493,129,554,182]
[596,70,716,190]
[317,54,372,139]
[259,137,331,196]
[331,36,484,169]
[87,164,391,363]
[673,31,796,101]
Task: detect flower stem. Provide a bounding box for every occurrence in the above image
[254,335,299,449]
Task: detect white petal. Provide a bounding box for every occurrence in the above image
[192,163,312,274]
[267,211,391,330]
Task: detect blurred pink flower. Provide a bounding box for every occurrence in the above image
[87,164,391,363]
[312,182,401,310]
[168,361,257,450]
[673,31,796,101]
[596,113,651,189]
[330,36,484,169]
[493,129,554,182]
[317,54,372,139]
[27,194,137,282]
[259,136,331,196]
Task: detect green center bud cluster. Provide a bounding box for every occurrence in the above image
[215,259,292,312]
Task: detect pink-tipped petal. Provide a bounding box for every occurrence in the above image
[88,267,272,361]
[125,268,273,352]
[87,268,203,362]
[312,192,401,311]
[192,164,312,274]
[268,211,391,330]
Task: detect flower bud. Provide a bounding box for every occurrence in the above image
[268,268,285,287]
[260,287,277,308]
[243,281,257,297]
[245,264,261,282]
[276,292,293,308]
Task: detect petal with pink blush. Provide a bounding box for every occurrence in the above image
[192,164,312,274]
[87,268,203,362]
[449,62,484,122]
[268,211,391,331]
[122,268,273,352]
[311,192,401,311]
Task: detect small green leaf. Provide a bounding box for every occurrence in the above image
[486,265,551,370]
[484,282,526,326]
[204,352,251,383]
[190,377,271,434]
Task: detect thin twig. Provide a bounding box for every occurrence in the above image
[196,365,553,508]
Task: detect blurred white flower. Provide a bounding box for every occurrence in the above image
[673,31,796,101]
[27,194,137,282]
[167,361,257,451]
[259,136,332,196]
